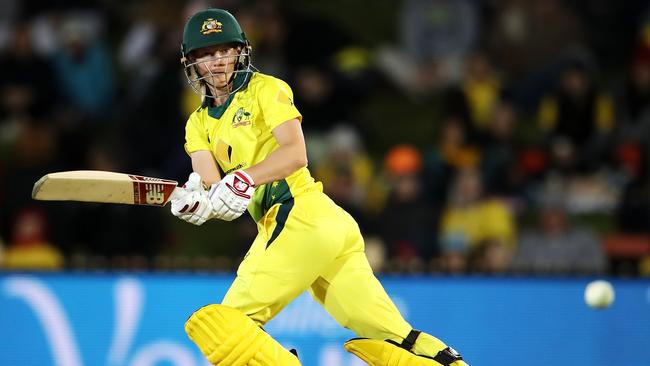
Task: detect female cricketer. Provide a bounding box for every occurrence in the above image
[170,8,468,366]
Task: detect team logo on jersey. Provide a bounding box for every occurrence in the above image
[232,107,252,128]
[201,18,222,35]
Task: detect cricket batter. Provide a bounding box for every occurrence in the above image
[171,8,468,366]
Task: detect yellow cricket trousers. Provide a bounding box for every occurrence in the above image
[221,190,412,341]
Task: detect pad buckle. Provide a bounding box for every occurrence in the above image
[433,347,463,365]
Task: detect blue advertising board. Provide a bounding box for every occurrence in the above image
[1,273,649,366]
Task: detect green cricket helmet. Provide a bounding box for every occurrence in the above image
[181,9,254,101]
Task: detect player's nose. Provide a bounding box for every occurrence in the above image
[206,62,223,75]
[208,56,226,71]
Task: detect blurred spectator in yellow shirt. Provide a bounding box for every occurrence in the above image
[538,60,615,173]
[438,168,516,273]
[4,208,63,271]
[462,52,502,138]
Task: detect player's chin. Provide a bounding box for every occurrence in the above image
[214,80,229,90]
[205,77,227,89]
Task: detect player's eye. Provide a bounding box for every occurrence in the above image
[193,46,237,62]
[215,47,236,56]
[192,52,207,60]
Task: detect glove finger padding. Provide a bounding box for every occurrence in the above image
[170,187,191,216]
[210,188,241,221]
[185,172,203,191]
[171,172,215,225]
[171,172,203,216]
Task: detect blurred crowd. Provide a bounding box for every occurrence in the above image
[1,0,649,276]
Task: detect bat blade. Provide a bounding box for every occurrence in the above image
[32,170,179,206]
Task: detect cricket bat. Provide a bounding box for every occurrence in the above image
[32,171,180,206]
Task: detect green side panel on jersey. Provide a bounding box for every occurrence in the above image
[261,179,293,213]
[249,178,294,223]
[250,179,295,247]
[266,197,294,248]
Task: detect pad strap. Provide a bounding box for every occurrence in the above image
[433,347,464,366]
[400,329,422,351]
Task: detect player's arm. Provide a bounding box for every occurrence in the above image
[168,150,222,226]
[206,119,304,221]
[190,150,222,186]
[244,118,307,185]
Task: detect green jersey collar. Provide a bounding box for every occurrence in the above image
[203,71,253,119]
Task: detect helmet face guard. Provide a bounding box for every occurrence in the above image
[181,45,254,101]
[181,9,254,101]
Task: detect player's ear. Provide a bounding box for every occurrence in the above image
[237,46,245,65]
[237,40,251,67]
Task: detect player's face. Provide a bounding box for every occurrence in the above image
[192,44,241,90]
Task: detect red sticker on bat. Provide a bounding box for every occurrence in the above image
[129,175,177,206]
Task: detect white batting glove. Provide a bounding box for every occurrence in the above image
[208,170,255,221]
[170,172,215,226]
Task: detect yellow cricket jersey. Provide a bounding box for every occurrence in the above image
[184,72,321,222]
